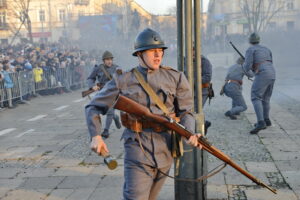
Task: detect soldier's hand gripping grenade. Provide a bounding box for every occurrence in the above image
[99,149,118,170]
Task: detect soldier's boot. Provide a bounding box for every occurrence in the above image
[114,115,122,129]
[204,120,211,135]
[225,111,237,120]
[265,118,272,126]
[101,129,110,139]
[254,119,272,127]
[250,121,266,134]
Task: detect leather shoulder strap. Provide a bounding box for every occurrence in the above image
[133,68,170,116]
[100,65,112,80]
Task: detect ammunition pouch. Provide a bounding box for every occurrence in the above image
[120,112,183,158]
[120,112,167,133]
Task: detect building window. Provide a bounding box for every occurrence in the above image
[39,10,45,22]
[0,0,6,7]
[287,2,294,10]
[287,21,294,30]
[59,9,65,21]
[0,11,6,27]
[78,10,84,16]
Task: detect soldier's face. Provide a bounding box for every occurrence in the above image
[103,58,113,67]
[141,48,163,70]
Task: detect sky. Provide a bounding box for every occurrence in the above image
[135,0,210,15]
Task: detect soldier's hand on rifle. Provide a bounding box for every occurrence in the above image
[187,134,203,149]
[92,85,100,91]
[90,135,109,156]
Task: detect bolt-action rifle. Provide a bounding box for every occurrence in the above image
[229,41,253,81]
[113,95,277,194]
[81,83,103,98]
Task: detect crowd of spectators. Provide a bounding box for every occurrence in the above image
[0,42,96,110]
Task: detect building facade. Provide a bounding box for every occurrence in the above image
[0,0,153,44]
[206,0,300,38]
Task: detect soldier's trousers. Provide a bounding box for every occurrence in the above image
[104,108,119,130]
[123,159,170,200]
[224,83,247,115]
[251,77,275,122]
[202,88,209,107]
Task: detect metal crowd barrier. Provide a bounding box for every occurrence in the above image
[0,72,21,104]
[0,65,92,107]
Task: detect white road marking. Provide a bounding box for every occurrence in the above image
[73,98,86,103]
[53,105,69,111]
[15,129,35,138]
[58,113,69,118]
[27,115,47,122]
[0,128,17,136]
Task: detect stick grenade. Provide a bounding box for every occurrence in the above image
[92,114,118,170]
[99,149,118,170]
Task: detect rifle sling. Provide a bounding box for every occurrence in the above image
[133,68,170,116]
[100,65,112,80]
[136,132,226,182]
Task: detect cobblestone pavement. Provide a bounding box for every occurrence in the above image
[0,65,299,200]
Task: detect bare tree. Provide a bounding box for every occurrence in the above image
[167,6,176,16]
[239,0,285,33]
[8,0,33,44]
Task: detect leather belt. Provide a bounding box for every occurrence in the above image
[120,112,179,133]
[227,80,243,85]
[253,60,272,72]
[202,83,211,88]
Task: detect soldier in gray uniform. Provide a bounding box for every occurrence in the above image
[243,33,276,134]
[85,28,201,200]
[224,57,254,120]
[86,51,121,138]
[200,55,213,133]
[201,55,213,107]
[189,52,213,133]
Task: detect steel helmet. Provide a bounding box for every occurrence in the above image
[249,32,260,44]
[132,28,168,56]
[102,51,114,60]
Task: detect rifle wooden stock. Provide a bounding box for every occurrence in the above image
[82,89,95,98]
[81,83,103,98]
[113,95,277,194]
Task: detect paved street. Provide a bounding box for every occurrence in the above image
[0,64,299,200]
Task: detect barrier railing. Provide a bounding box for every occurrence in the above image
[0,64,92,107]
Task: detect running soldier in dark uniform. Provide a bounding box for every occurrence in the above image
[87,51,121,138]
